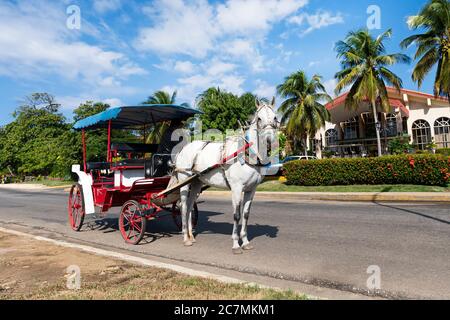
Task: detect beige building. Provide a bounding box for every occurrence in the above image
[310,87,450,158]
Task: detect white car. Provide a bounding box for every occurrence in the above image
[271,155,318,173]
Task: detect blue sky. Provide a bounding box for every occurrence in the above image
[0,0,435,125]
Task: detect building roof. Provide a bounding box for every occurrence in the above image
[326,86,448,111]
[324,87,448,123]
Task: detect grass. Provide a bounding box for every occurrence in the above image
[255,180,449,193]
[20,179,74,187]
[0,231,308,300]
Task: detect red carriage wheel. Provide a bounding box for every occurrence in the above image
[68,184,85,231]
[172,202,199,231]
[119,200,147,245]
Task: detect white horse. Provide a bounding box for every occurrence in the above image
[173,98,279,254]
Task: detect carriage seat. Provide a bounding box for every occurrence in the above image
[111,143,158,154]
[86,162,111,171]
[114,159,152,179]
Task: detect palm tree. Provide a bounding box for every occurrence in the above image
[142,90,185,143]
[277,71,331,156]
[335,29,411,157]
[400,0,450,102]
[143,90,177,105]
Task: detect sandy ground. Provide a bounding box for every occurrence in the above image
[0,184,50,190]
[0,231,305,300]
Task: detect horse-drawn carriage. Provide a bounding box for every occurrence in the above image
[69,100,277,251]
[68,104,204,245]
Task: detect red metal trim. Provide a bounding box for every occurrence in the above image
[107,120,112,162]
[82,129,87,172]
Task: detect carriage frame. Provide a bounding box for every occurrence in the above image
[68,104,202,245]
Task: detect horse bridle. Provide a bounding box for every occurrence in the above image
[241,104,279,166]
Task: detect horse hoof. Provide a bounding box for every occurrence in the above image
[190,237,196,243]
[184,240,193,247]
[242,244,254,251]
[232,247,243,255]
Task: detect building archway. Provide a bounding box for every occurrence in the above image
[325,129,338,148]
[412,120,432,150]
[434,117,450,148]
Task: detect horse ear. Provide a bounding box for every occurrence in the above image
[271,96,276,108]
[255,98,260,108]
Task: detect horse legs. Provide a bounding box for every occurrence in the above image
[231,186,243,254]
[179,182,191,246]
[241,189,256,250]
[187,179,202,243]
[178,172,195,247]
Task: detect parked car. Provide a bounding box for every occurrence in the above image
[271,155,318,174]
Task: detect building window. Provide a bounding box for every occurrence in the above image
[342,117,359,140]
[412,120,432,150]
[402,117,408,134]
[385,113,398,137]
[309,138,317,154]
[434,117,450,148]
[325,129,338,147]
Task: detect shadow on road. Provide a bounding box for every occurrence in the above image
[195,210,279,241]
[81,208,279,245]
[373,201,450,225]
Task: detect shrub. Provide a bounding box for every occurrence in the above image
[283,154,450,186]
[436,148,450,157]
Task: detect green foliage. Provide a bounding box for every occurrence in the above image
[73,101,110,122]
[436,148,450,156]
[401,0,450,101]
[277,71,331,139]
[0,97,76,177]
[197,88,257,132]
[284,154,450,186]
[388,135,415,154]
[142,90,180,144]
[335,29,411,156]
[73,102,110,162]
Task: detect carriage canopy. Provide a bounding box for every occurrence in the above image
[73,104,201,130]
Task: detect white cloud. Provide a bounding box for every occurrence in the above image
[135,0,218,58]
[217,0,308,35]
[0,1,145,93]
[103,98,123,107]
[174,61,196,74]
[222,39,266,72]
[134,0,307,62]
[205,60,236,76]
[253,80,276,99]
[93,0,122,13]
[323,78,338,98]
[289,10,344,35]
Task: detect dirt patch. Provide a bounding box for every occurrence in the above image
[0,232,306,300]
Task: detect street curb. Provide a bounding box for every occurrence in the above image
[203,191,450,203]
[3,183,449,202]
[0,226,314,298]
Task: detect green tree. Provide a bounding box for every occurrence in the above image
[0,94,77,177]
[73,101,110,122]
[335,29,411,156]
[197,88,257,132]
[144,90,176,105]
[401,0,450,102]
[72,102,110,162]
[142,90,189,143]
[277,71,331,155]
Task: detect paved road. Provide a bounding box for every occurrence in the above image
[0,187,449,299]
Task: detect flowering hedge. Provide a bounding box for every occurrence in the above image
[436,148,450,156]
[283,154,450,186]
